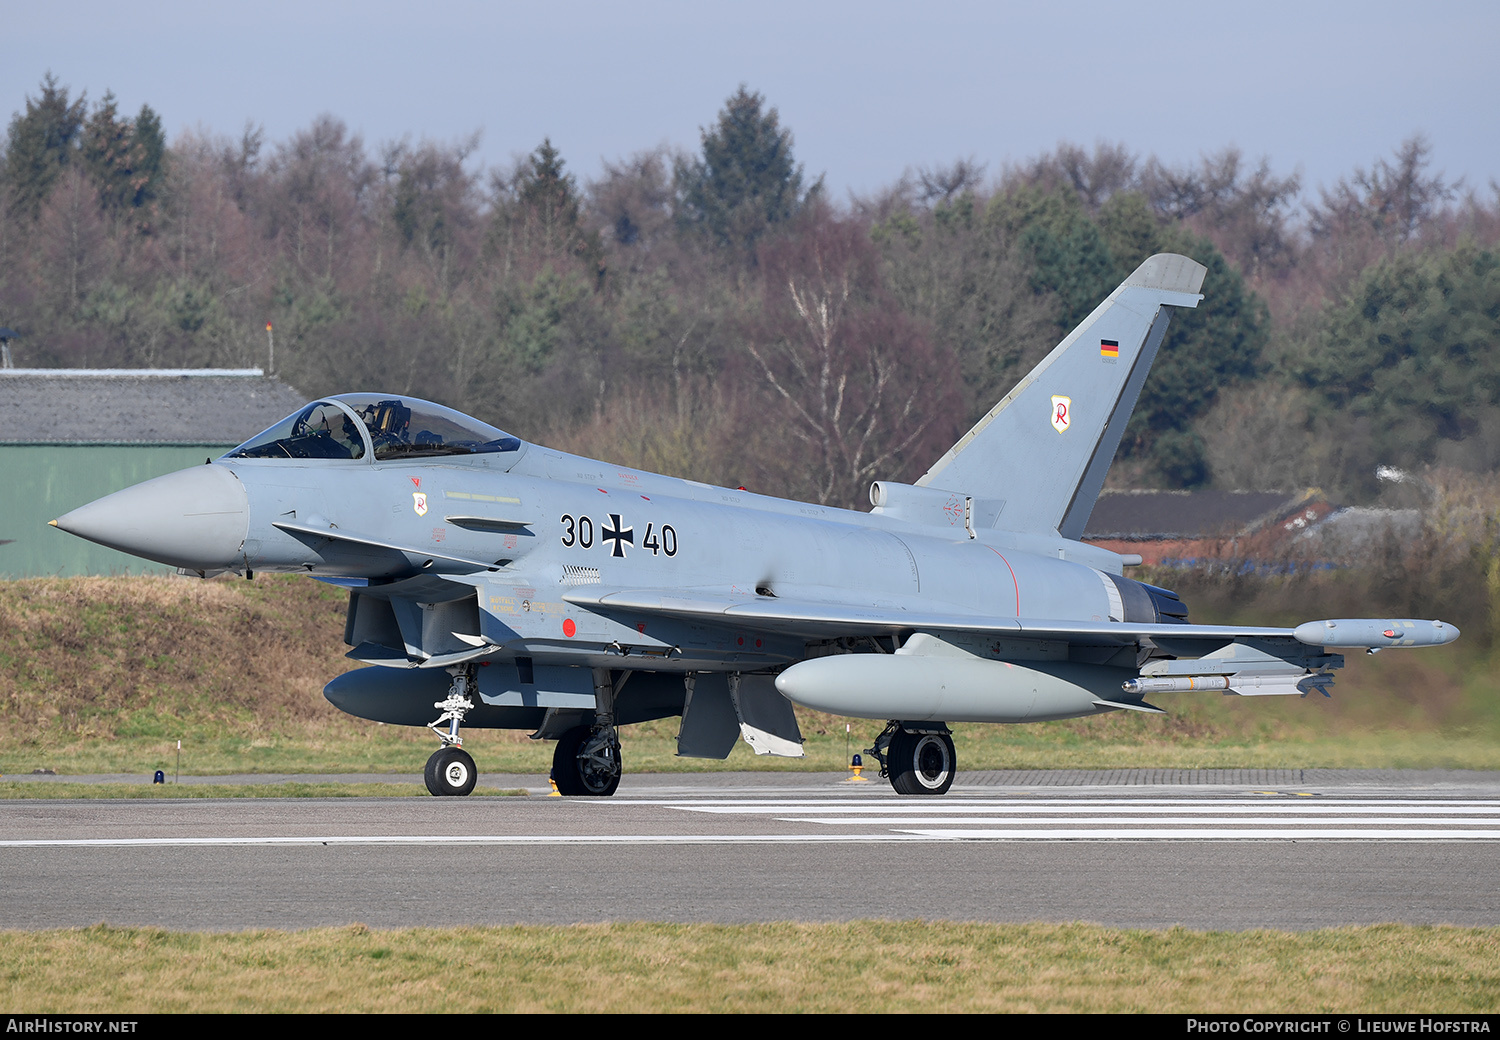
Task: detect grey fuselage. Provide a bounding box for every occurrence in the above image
[222,441,1134,674]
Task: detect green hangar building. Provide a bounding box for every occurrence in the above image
[1,369,307,578]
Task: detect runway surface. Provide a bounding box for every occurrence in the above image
[3,772,1498,931]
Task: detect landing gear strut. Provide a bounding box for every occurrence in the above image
[550,668,625,796]
[424,667,478,797]
[867,721,955,796]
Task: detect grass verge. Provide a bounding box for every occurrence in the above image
[2,922,1496,1013]
[0,782,527,799]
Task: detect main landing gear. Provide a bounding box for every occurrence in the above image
[549,668,624,797]
[424,667,478,797]
[868,721,956,796]
[551,725,622,796]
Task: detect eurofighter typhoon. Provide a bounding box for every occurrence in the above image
[51,254,1458,796]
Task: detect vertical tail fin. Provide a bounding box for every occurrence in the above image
[916,253,1206,538]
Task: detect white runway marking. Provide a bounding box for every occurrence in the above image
[902,829,1500,840]
[790,816,1500,826]
[653,797,1500,841]
[0,834,937,848]
[6,797,1497,847]
[655,798,1500,814]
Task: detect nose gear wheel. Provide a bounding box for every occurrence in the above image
[425,746,478,796]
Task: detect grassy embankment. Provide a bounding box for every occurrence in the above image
[2,569,1497,781]
[3,922,1496,1012]
[0,781,525,798]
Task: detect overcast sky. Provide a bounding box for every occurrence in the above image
[6,0,1496,208]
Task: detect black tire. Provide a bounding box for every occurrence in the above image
[888,730,955,796]
[425,747,477,796]
[551,726,622,797]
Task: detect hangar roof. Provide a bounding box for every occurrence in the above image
[1083,489,1316,540]
[0,369,309,446]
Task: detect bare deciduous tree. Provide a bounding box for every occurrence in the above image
[745,207,962,507]
[1310,135,1458,245]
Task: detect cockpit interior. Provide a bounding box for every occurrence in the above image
[226,394,522,462]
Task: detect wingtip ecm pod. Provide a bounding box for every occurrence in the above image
[1294,618,1460,649]
[914,252,1207,541]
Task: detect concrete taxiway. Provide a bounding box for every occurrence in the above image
[2,770,1497,931]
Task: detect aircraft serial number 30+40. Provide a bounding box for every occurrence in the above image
[560,514,678,558]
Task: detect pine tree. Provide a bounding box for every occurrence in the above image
[130,104,167,217]
[675,87,810,256]
[79,94,166,231]
[515,139,583,254]
[82,91,134,214]
[4,73,87,219]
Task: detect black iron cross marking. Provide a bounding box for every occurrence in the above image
[602,513,633,558]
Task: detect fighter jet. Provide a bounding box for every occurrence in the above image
[51,253,1458,796]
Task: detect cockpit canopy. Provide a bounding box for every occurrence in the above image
[226,394,522,462]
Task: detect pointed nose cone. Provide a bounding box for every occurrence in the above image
[52,465,249,570]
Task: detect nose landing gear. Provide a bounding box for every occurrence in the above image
[424,667,479,797]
